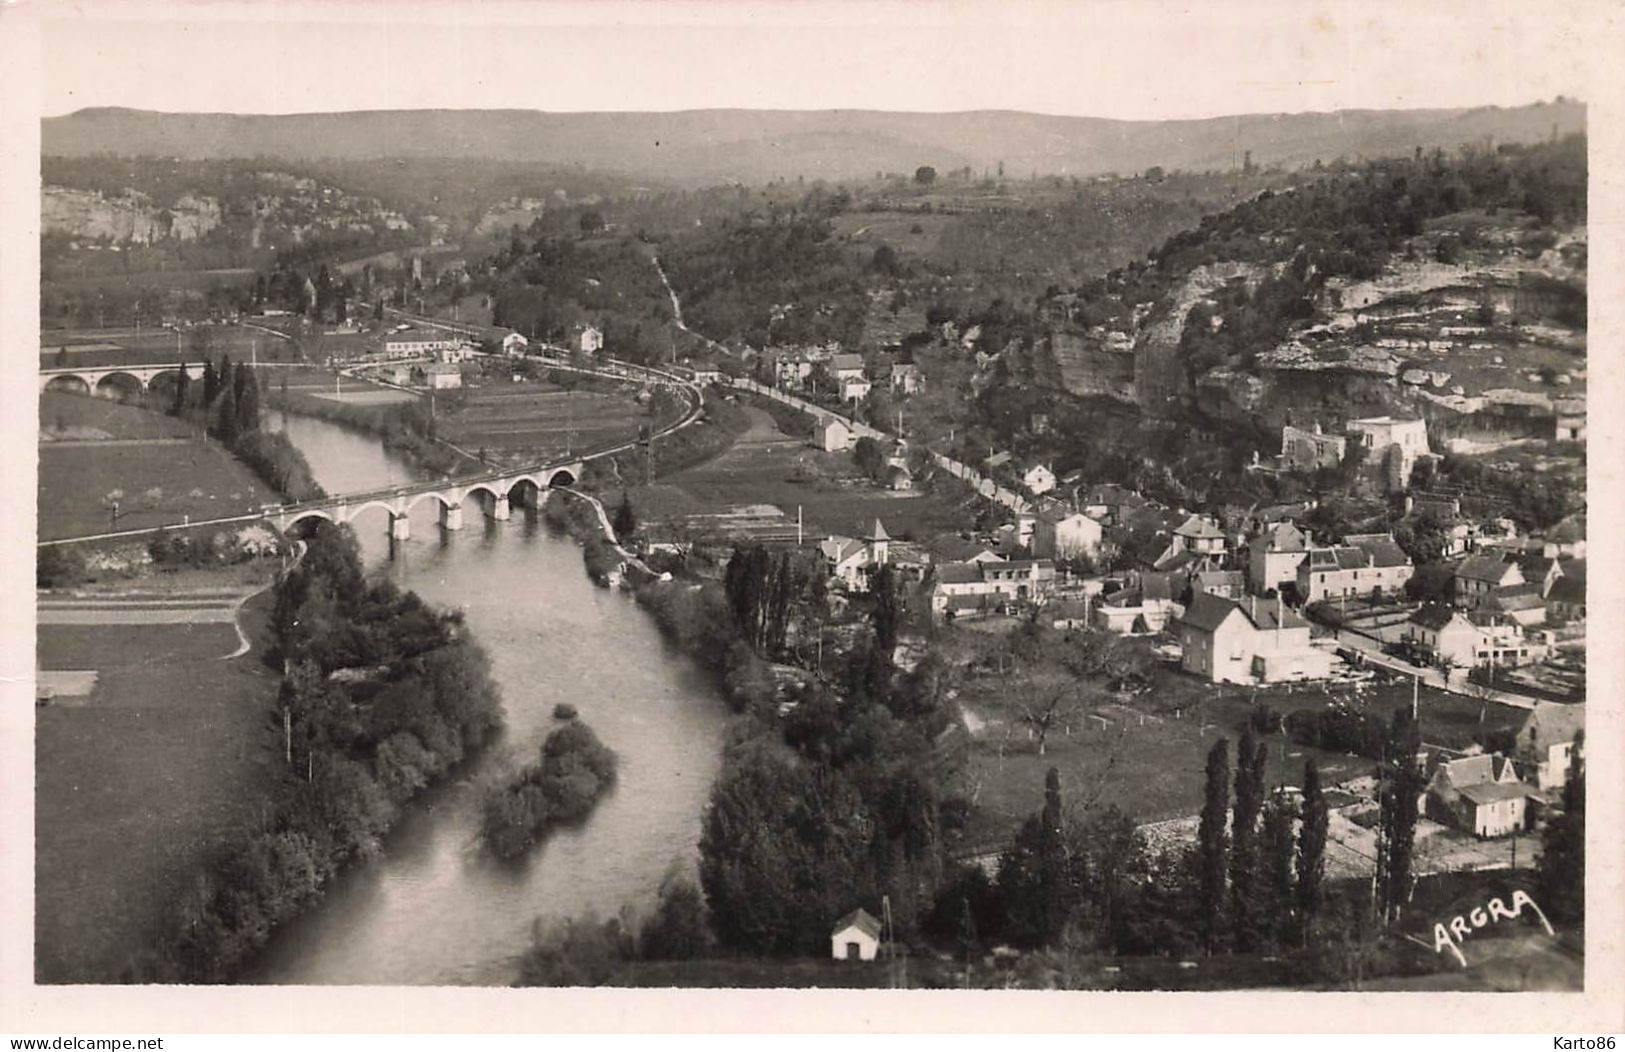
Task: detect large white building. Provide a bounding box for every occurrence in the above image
[1347,416,1430,487]
[1178,593,1334,684]
[1032,508,1103,560]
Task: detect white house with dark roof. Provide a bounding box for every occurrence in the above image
[818,519,891,589]
[928,556,1056,618]
[1173,514,1226,556]
[1455,554,1525,610]
[830,353,867,381]
[1032,508,1103,560]
[1248,521,1308,595]
[1424,753,1535,838]
[1022,464,1058,496]
[1177,593,1334,684]
[831,908,882,961]
[1514,701,1585,791]
[1095,572,1182,635]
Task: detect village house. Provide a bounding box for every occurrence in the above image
[1296,535,1413,605]
[1032,507,1103,561]
[1485,583,1548,628]
[501,332,529,356]
[890,361,922,394]
[1191,569,1247,601]
[771,350,816,390]
[1513,701,1585,791]
[839,374,873,403]
[421,362,463,389]
[1546,575,1586,622]
[437,342,476,363]
[815,417,851,453]
[1281,422,1347,471]
[1248,521,1309,596]
[928,557,1057,619]
[1405,604,1539,669]
[1081,484,1147,526]
[1022,464,1057,496]
[830,353,867,382]
[831,908,882,961]
[1177,593,1335,685]
[1346,415,1432,488]
[383,328,464,360]
[577,324,604,355]
[818,520,891,590]
[1172,514,1227,557]
[1455,554,1525,610]
[1424,754,1535,838]
[1405,603,1484,669]
[1094,572,1182,635]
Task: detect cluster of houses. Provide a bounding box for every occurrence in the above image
[1419,699,1584,839]
[764,345,923,403]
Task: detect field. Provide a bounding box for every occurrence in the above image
[623,405,971,542]
[38,395,271,540]
[34,590,282,982]
[40,390,195,441]
[954,656,1530,849]
[40,322,299,368]
[437,380,653,464]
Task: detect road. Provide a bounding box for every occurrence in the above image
[1323,624,1536,710]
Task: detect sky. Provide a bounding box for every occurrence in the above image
[34,0,1601,120]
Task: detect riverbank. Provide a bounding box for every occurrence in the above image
[266,386,478,478]
[48,524,505,984]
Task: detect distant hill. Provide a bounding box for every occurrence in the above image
[42,102,1585,186]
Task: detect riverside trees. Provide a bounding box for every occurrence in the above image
[158,524,503,981]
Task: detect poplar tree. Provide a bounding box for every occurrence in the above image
[1376,706,1423,924]
[1230,726,1267,951]
[1259,792,1296,950]
[1197,737,1230,954]
[1296,759,1329,945]
[171,363,190,416]
[201,359,218,407]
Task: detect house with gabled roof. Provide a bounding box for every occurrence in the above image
[1177,593,1334,684]
[1248,521,1308,596]
[1514,702,1585,791]
[1425,753,1535,838]
[1095,572,1182,635]
[1455,554,1524,610]
[1173,514,1226,556]
[831,907,882,961]
[1192,569,1247,601]
[818,519,891,589]
[1547,575,1586,622]
[1032,507,1103,561]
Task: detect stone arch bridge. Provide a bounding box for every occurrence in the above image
[267,462,587,540]
[40,362,209,398]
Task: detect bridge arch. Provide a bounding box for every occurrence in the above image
[404,490,454,516]
[342,499,401,525]
[461,482,504,507]
[94,371,145,402]
[504,475,545,510]
[281,509,336,536]
[546,467,578,488]
[43,374,91,396]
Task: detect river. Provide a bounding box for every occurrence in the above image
[248,411,728,985]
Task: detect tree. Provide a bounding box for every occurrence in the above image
[1376,706,1424,924]
[612,494,637,541]
[868,562,903,655]
[1229,726,1268,951]
[1296,759,1329,944]
[1015,672,1081,757]
[639,865,710,959]
[997,767,1073,948]
[579,209,606,235]
[1197,737,1230,953]
[170,362,190,416]
[852,435,887,480]
[914,166,937,186]
[201,358,218,407]
[1259,791,1296,949]
[216,380,240,446]
[1538,733,1585,928]
[236,366,261,435]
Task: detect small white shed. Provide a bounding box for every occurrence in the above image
[816,417,852,452]
[831,907,882,961]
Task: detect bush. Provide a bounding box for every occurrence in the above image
[36,544,86,588]
[553,703,579,721]
[482,720,618,859]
